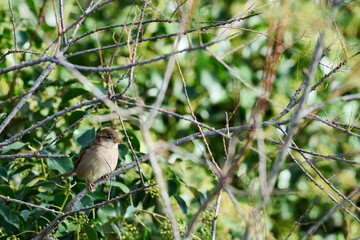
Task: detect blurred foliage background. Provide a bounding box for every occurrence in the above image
[0,0,360,239]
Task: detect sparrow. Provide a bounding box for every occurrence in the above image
[60,128,122,191]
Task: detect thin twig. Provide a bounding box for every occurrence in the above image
[300,188,359,239]
[0,194,63,214]
[272,127,360,223]
[114,101,145,186]
[37,118,59,152]
[0,80,53,108]
[266,138,359,165]
[267,34,325,193]
[139,117,181,240]
[271,57,348,121]
[0,50,44,63]
[285,196,321,239]
[64,13,260,58]
[8,0,18,50]
[40,103,99,152]
[127,2,147,91]
[59,0,67,44]
[33,183,155,240]
[0,0,97,135]
[1,37,231,75]
[176,55,222,175]
[0,153,69,160]
[210,188,223,240]
[185,183,223,240]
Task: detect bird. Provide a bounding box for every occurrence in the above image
[60,128,122,191]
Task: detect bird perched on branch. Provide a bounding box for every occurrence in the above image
[60,128,122,192]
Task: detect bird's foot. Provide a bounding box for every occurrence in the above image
[88,182,95,192]
[104,173,113,180]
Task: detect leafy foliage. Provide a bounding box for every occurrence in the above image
[0,0,360,239]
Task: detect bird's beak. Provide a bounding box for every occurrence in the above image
[113,137,123,143]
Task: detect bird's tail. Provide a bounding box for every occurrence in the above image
[59,170,75,178]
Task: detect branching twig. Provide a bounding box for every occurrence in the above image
[127,2,147,91]
[0,194,63,215]
[176,55,222,175]
[285,197,321,240]
[114,101,145,186]
[8,0,17,50]
[300,188,359,239]
[210,188,223,240]
[267,34,325,193]
[33,183,156,240]
[0,153,69,159]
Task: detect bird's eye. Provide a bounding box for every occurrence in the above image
[107,136,113,140]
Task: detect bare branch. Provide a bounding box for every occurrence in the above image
[8,0,17,50]
[0,194,63,215]
[267,34,325,193]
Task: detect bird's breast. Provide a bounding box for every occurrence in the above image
[75,144,119,182]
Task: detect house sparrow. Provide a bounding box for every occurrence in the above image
[61,128,122,191]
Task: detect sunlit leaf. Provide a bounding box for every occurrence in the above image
[1,142,27,154]
[110,181,130,193]
[124,205,137,219]
[73,127,96,147]
[47,157,74,174]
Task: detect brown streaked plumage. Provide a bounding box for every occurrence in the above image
[60,128,122,191]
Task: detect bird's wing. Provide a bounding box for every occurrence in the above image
[59,141,98,178]
[74,141,97,170]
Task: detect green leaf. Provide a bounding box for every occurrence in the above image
[47,157,74,174]
[64,219,78,232]
[0,185,16,198]
[72,182,89,193]
[17,30,29,49]
[131,186,145,207]
[92,221,105,237]
[118,144,128,158]
[20,209,33,221]
[175,195,188,215]
[0,167,8,181]
[73,127,96,147]
[124,205,137,219]
[36,192,54,202]
[200,70,228,104]
[99,204,115,216]
[83,223,99,240]
[87,190,107,201]
[142,193,156,209]
[75,195,94,215]
[97,205,116,222]
[0,201,20,228]
[1,141,27,154]
[60,88,89,105]
[11,164,34,177]
[68,111,86,126]
[54,192,67,206]
[167,179,178,197]
[110,181,130,193]
[61,78,78,86]
[0,201,11,220]
[122,130,140,152]
[190,186,206,204]
[32,180,57,191]
[143,228,151,240]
